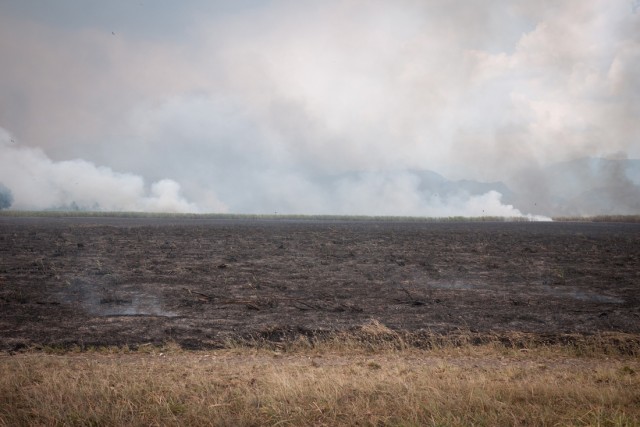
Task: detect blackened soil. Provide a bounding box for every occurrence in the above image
[0,217,639,350]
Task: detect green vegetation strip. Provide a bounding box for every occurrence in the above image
[4,211,640,222]
[0,210,540,222]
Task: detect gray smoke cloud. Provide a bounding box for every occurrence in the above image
[0,127,540,217]
[511,155,640,216]
[0,1,638,216]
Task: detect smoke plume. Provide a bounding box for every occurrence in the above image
[0,1,638,217]
[0,129,211,213]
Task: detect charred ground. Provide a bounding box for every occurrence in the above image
[0,217,638,350]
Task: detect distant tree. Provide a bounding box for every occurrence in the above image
[0,183,13,210]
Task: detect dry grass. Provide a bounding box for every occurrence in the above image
[243,320,640,359]
[2,327,639,426]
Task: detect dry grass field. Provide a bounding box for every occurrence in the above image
[1,325,640,426]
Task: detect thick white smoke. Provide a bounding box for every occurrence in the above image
[0,126,542,217]
[329,173,533,218]
[0,1,637,217]
[0,128,213,212]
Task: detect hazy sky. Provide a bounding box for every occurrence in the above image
[0,1,638,215]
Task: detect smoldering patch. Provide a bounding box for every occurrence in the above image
[58,277,178,318]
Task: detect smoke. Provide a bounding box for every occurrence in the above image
[0,182,12,210]
[0,128,219,213]
[327,172,532,218]
[111,95,547,217]
[0,125,543,216]
[0,1,638,216]
[62,278,177,317]
[509,154,640,216]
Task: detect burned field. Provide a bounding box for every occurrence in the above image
[0,217,639,350]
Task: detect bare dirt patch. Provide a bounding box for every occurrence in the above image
[1,217,639,350]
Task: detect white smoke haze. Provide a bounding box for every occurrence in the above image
[0,130,211,212]
[330,173,523,218]
[0,128,536,217]
[0,1,638,217]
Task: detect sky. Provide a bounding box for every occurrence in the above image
[0,0,639,216]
